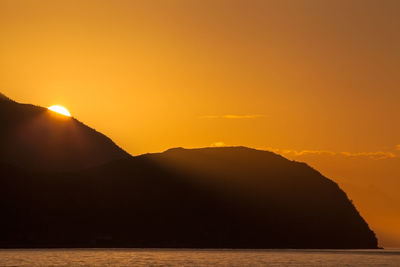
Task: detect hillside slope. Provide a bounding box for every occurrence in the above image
[0,94,130,171]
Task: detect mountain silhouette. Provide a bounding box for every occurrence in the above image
[0,94,130,171]
[0,95,378,248]
[0,150,378,248]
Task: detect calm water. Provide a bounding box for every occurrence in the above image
[0,249,399,266]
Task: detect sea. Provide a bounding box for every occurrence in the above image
[0,249,399,266]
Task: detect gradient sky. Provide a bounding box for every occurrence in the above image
[1,0,400,247]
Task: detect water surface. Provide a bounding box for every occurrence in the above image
[0,249,399,266]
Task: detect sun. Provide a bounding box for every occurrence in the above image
[48,105,71,117]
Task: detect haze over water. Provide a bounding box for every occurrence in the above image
[0,249,399,267]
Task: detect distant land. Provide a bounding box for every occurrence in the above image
[0,94,378,249]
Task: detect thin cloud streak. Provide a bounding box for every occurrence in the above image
[267,148,397,160]
[267,148,337,157]
[199,114,264,119]
[340,151,396,160]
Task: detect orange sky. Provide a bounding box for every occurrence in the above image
[1,0,399,247]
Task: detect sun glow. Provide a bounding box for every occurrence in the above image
[48,105,71,117]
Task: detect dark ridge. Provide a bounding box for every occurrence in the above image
[0,96,130,171]
[0,146,378,249]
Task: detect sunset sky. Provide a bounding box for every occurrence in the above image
[1,0,399,247]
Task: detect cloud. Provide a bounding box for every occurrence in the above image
[211,141,226,147]
[267,147,396,160]
[199,114,264,119]
[266,148,336,156]
[287,150,337,156]
[396,144,400,151]
[340,151,396,160]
